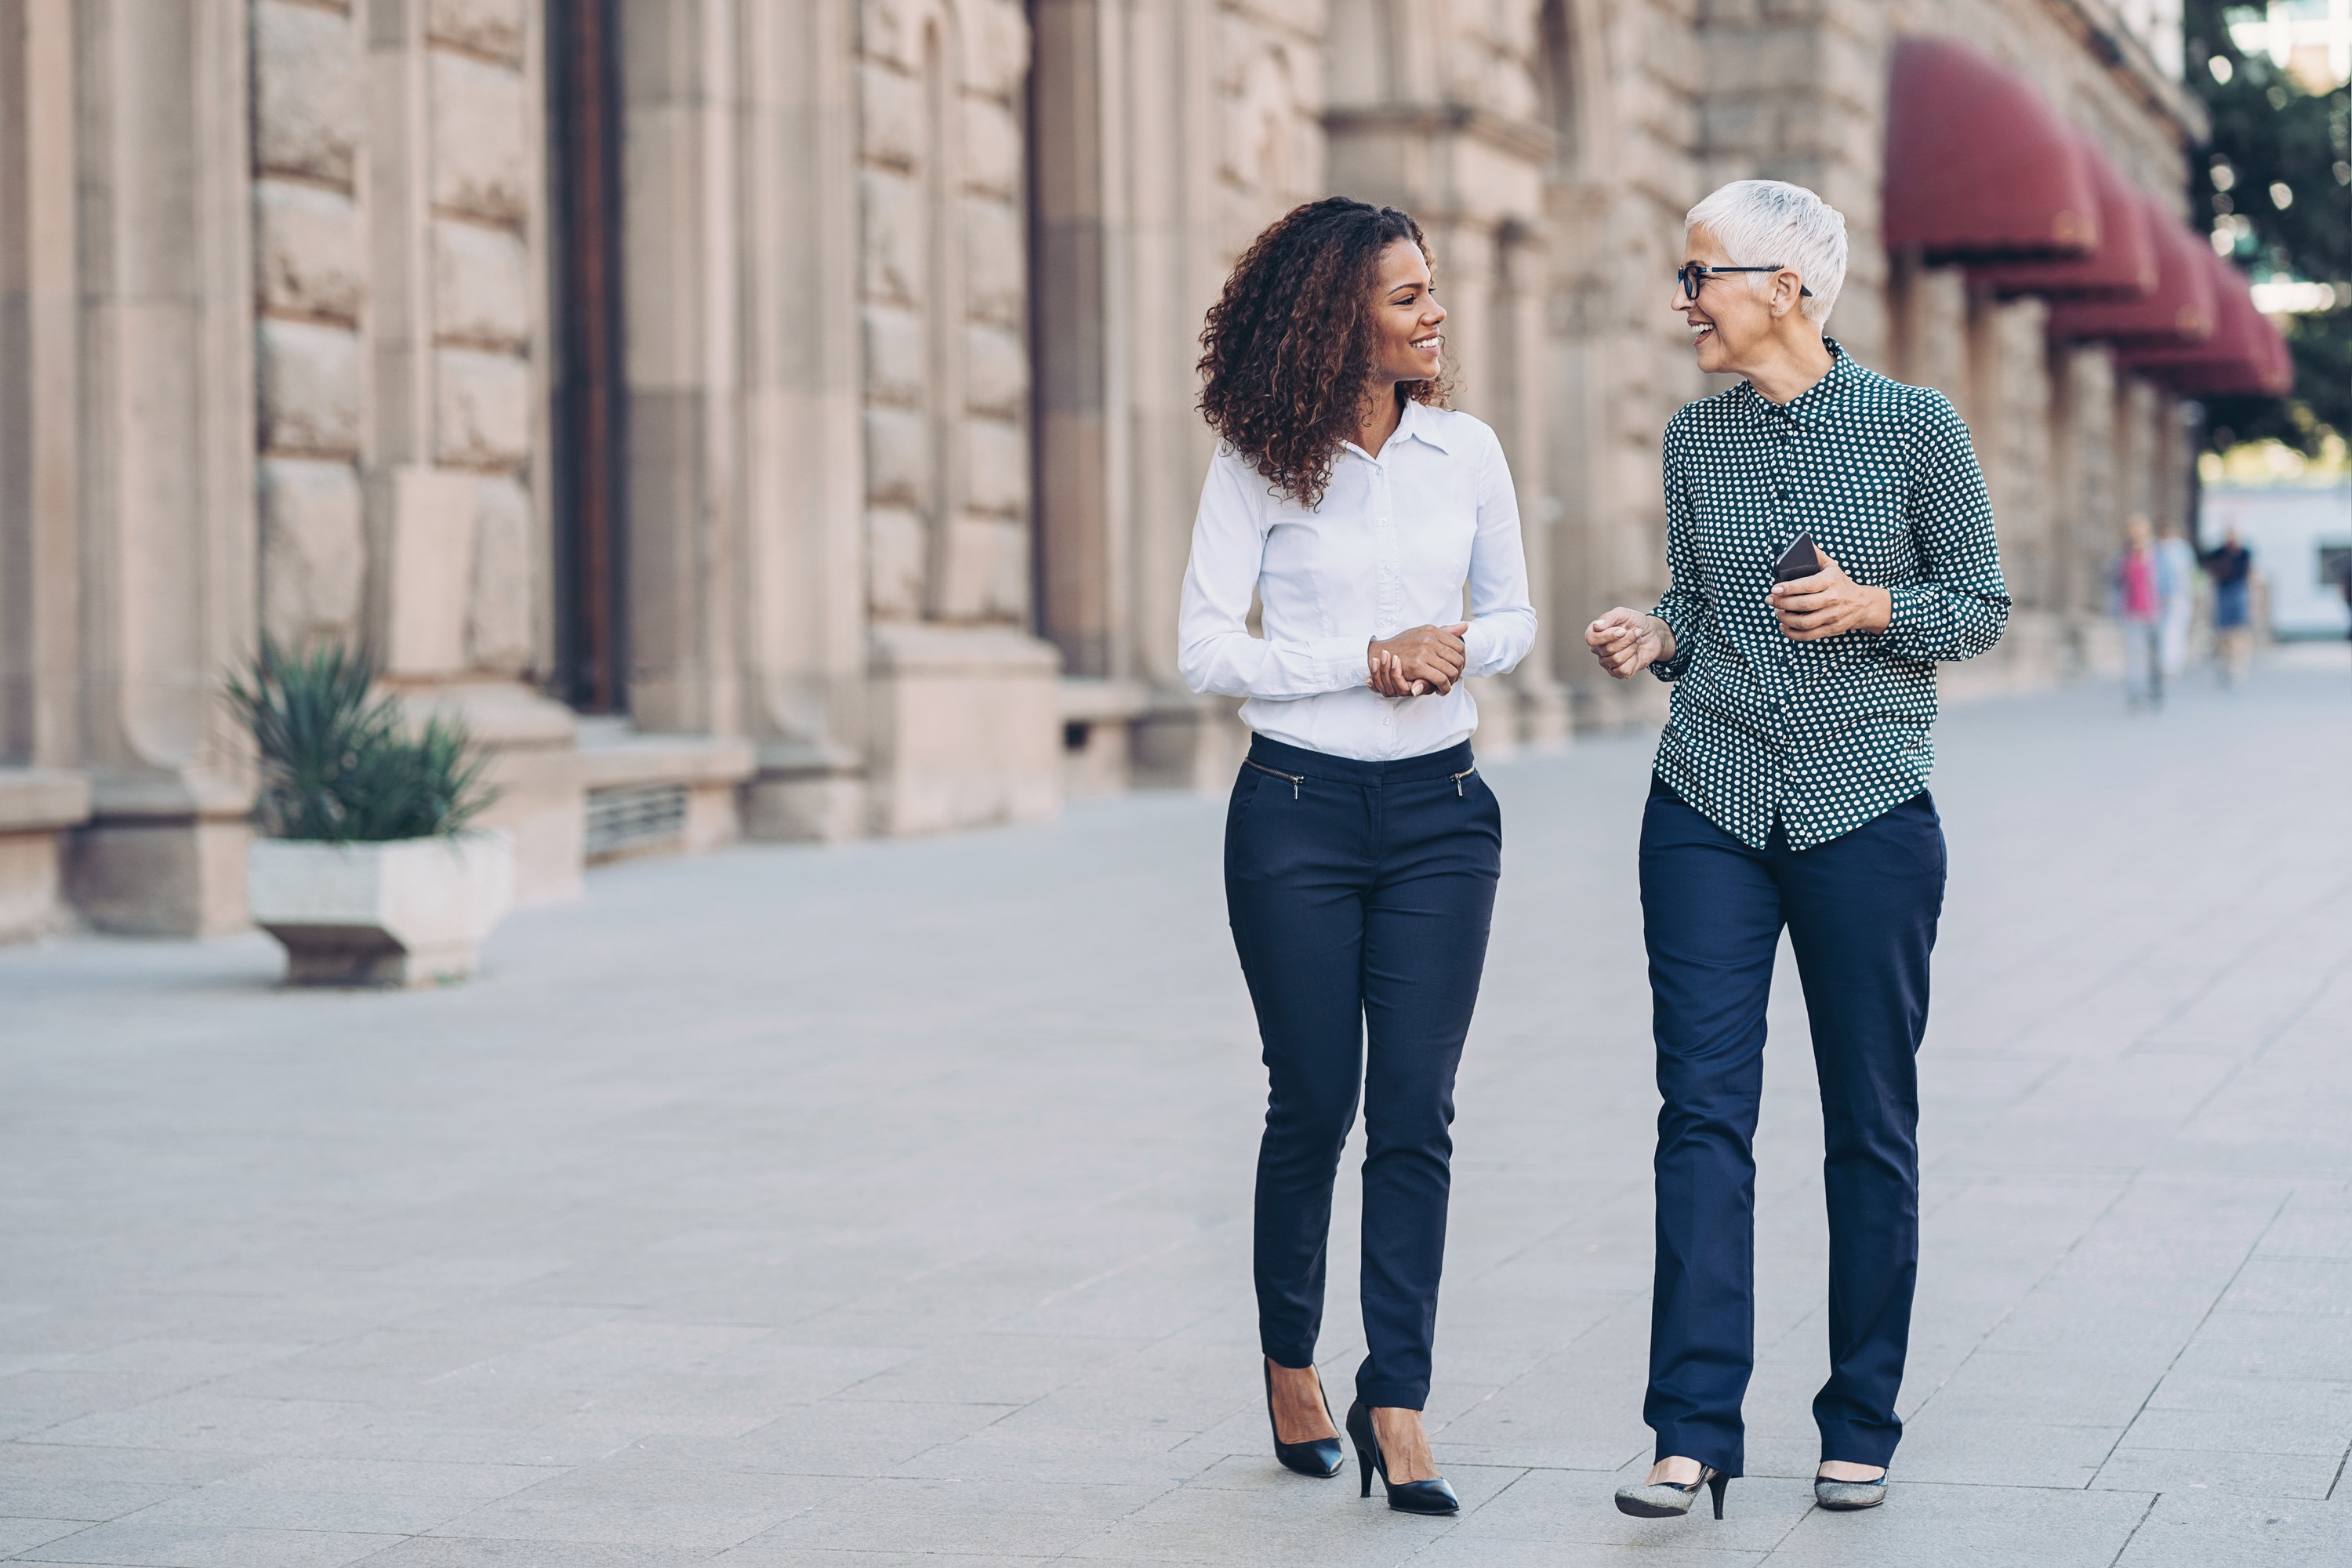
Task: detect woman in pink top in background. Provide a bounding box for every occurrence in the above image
[2112,514,2167,711]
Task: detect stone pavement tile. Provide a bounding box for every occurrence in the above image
[2143,1371,2352,1425]
[2111,1490,2352,1568]
[422,1463,862,1553]
[528,1361,906,1444]
[222,1458,557,1504]
[680,1400,1018,1477]
[1884,1417,2124,1488]
[2121,1405,2350,1458]
[1053,1472,1486,1567]
[1410,1540,1767,1568]
[423,1322,779,1390]
[2092,1444,2341,1499]
[37,1341,302,1385]
[0,1305,193,1363]
[710,1548,1051,1568]
[2218,1258,2352,1314]
[0,1481,187,1528]
[0,1374,213,1443]
[889,1427,1220,1487]
[343,1540,681,1567]
[2170,1309,2352,1382]
[16,1519,400,1567]
[28,1394,359,1456]
[0,1519,88,1559]
[745,1476,1161,1559]
[283,1407,637,1468]
[2258,1207,2352,1261]
[1442,1464,1810,1554]
[1904,1352,2164,1427]
[0,1444,257,1500]
[1768,1482,2155,1567]
[91,1486,483,1537]
[841,1335,1150,1407]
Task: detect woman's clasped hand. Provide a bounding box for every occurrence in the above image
[1368,622,1471,697]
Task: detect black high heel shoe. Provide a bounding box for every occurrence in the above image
[1263,1361,1343,1478]
[1345,1399,1460,1515]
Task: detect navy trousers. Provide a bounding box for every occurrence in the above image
[1226,735,1501,1411]
[1639,775,1945,1475]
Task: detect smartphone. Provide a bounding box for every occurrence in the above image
[1772,531,1821,583]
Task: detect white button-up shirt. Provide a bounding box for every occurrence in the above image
[1177,401,1538,760]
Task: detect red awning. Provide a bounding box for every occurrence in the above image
[1884,37,2100,263]
[1972,136,2158,301]
[2045,201,2217,346]
[2118,252,2295,397]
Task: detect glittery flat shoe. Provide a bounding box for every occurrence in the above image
[1814,1471,1887,1510]
[1615,1465,1729,1519]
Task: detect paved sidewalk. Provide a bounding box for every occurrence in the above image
[5,649,2350,1568]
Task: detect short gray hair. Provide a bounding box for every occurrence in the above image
[1686,180,1847,325]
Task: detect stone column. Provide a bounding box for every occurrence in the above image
[854,0,1061,835]
[0,0,92,940]
[617,0,743,740]
[1,0,79,770]
[64,0,259,935]
[1116,0,1327,790]
[364,0,582,902]
[1326,0,1566,750]
[735,0,871,840]
[607,1,866,842]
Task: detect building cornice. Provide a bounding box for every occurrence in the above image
[1322,102,1557,165]
[2045,0,2212,146]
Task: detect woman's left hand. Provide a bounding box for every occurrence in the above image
[1768,547,1892,641]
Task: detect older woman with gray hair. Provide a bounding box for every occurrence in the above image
[1586,180,2009,1520]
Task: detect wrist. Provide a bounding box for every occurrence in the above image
[1864,587,1893,632]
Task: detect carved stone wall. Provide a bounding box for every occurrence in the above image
[856,0,1033,626]
[0,0,2212,942]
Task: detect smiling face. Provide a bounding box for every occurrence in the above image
[1674,224,1783,376]
[1370,239,1445,387]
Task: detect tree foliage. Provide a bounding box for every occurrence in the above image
[2183,2,2350,453]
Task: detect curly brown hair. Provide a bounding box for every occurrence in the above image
[1197,198,1448,510]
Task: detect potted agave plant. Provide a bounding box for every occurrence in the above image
[230,640,511,986]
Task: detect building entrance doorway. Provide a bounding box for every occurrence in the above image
[549,0,626,713]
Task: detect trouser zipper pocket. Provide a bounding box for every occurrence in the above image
[1450,767,1476,797]
[1245,758,1306,800]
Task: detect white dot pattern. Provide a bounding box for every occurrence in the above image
[1646,340,2012,851]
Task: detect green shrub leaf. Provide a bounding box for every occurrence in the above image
[228,638,500,842]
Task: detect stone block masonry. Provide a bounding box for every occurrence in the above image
[252,0,366,651]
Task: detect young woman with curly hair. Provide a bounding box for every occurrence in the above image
[1178,196,1537,1515]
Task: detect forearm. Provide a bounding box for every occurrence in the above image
[1178,631,1374,699]
[1878,584,2010,662]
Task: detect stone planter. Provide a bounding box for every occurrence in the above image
[247,831,514,987]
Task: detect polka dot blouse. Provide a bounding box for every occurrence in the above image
[1646,340,2011,851]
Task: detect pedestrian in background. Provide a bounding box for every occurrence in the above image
[1179,196,1537,1517]
[2201,523,2255,687]
[1587,179,2009,1522]
[2112,515,2169,711]
[2156,521,2198,680]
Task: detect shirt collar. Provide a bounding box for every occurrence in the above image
[1739,337,1855,426]
[1392,397,1453,454]
[1343,397,1453,463]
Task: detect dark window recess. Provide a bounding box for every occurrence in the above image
[549,0,627,712]
[1063,720,1091,752]
[584,785,688,861]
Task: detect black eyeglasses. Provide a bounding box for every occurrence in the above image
[1675,262,1813,299]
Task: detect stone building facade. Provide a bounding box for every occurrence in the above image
[0,0,2204,942]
